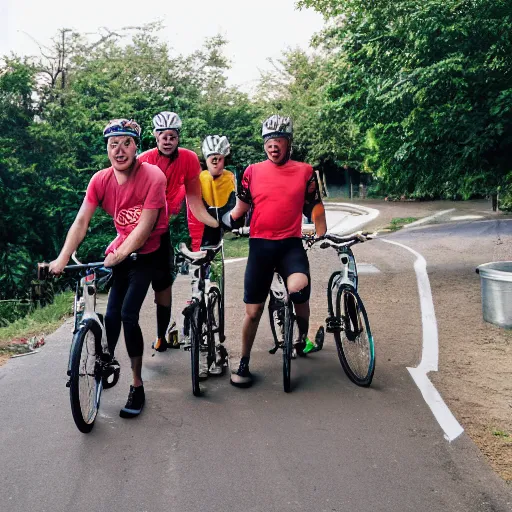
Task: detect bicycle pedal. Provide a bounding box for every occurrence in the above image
[326,317,342,333]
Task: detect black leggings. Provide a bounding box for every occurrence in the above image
[104,254,154,358]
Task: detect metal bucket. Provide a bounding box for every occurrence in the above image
[476,262,512,328]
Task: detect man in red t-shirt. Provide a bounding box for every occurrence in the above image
[138,111,219,353]
[223,115,327,388]
[50,119,166,418]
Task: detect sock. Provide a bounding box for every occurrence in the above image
[156,305,171,339]
[295,316,309,342]
[241,356,250,366]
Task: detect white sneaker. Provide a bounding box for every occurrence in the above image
[209,361,223,376]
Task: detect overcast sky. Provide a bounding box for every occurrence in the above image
[2,0,325,92]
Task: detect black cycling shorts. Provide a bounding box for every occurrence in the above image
[151,231,175,292]
[244,237,310,304]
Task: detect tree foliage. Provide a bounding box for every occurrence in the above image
[0,26,263,301]
[296,0,512,199]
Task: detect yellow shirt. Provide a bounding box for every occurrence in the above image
[198,169,236,207]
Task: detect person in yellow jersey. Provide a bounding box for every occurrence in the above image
[187,135,236,251]
[184,135,235,378]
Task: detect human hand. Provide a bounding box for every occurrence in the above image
[49,256,68,275]
[104,251,122,268]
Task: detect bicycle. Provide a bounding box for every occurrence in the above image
[176,240,227,397]
[38,254,120,433]
[232,227,316,393]
[309,232,375,387]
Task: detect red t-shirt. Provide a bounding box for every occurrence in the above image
[85,161,167,255]
[138,147,201,217]
[240,159,315,240]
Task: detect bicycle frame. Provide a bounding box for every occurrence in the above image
[327,246,358,318]
[65,262,112,379]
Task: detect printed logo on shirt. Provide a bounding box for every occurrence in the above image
[116,205,143,226]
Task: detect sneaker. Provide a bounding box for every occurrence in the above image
[199,350,209,380]
[230,358,253,388]
[152,337,167,352]
[294,340,307,357]
[119,385,145,418]
[302,337,317,354]
[209,361,223,376]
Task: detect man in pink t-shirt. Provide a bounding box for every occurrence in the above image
[138,111,219,353]
[223,115,327,388]
[50,119,166,419]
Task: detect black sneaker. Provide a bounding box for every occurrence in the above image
[119,385,145,418]
[230,359,253,388]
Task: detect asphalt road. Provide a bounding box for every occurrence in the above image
[1,218,511,511]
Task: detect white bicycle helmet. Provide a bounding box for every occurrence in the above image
[261,114,293,141]
[152,111,182,132]
[202,135,231,159]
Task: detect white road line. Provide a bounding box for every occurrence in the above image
[403,209,455,228]
[225,257,248,264]
[380,238,464,442]
[358,263,381,274]
[326,203,380,235]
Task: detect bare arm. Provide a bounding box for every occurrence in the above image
[104,209,160,267]
[312,204,327,237]
[185,176,219,228]
[231,198,251,220]
[49,200,96,274]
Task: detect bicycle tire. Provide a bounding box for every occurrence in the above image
[189,305,202,397]
[218,250,226,343]
[334,285,375,387]
[327,271,342,318]
[283,302,295,393]
[268,292,285,348]
[69,319,103,433]
[207,286,222,367]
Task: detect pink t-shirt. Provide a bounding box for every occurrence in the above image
[85,161,167,255]
[138,147,201,217]
[240,159,315,240]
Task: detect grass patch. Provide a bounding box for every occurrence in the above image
[223,233,249,258]
[387,217,418,231]
[492,429,511,440]
[0,292,74,353]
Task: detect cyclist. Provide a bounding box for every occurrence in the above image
[184,134,235,378]
[138,111,220,353]
[50,119,167,418]
[223,114,327,388]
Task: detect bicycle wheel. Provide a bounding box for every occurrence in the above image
[68,319,103,433]
[268,293,285,350]
[334,285,375,387]
[283,302,295,393]
[207,286,222,366]
[189,305,203,397]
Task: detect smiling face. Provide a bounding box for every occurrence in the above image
[155,129,179,156]
[264,137,290,165]
[107,136,138,171]
[206,154,225,177]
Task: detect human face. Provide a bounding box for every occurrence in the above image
[206,154,225,177]
[107,136,137,171]
[264,137,290,165]
[155,129,179,156]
